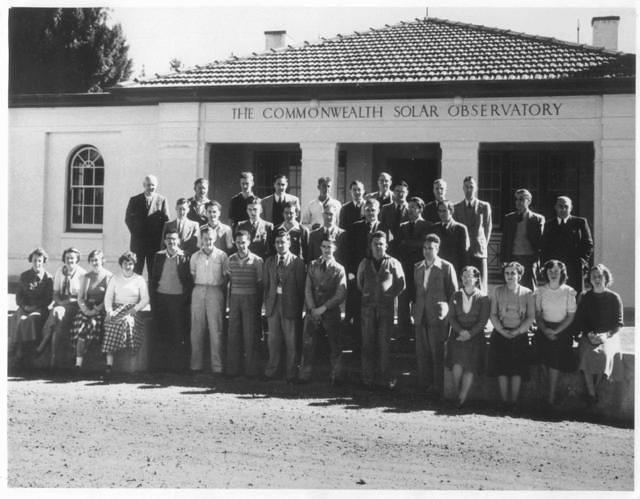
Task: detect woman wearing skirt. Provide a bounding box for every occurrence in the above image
[101,251,149,375]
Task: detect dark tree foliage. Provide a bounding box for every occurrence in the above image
[9,7,133,94]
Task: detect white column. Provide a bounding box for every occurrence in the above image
[299,142,338,206]
[439,141,479,201]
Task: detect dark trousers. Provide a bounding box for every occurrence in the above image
[227,293,260,377]
[416,319,448,393]
[299,311,342,381]
[134,251,156,277]
[361,304,394,386]
[345,281,362,348]
[152,293,190,372]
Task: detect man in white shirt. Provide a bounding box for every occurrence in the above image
[301,176,342,230]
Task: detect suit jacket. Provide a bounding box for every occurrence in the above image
[125,192,170,254]
[261,193,300,226]
[453,198,492,258]
[500,210,545,262]
[236,219,274,259]
[274,222,309,262]
[345,219,388,274]
[149,250,193,299]
[263,252,306,319]
[307,225,346,265]
[339,200,365,230]
[432,220,470,274]
[413,258,458,325]
[397,218,435,267]
[369,190,393,209]
[423,201,441,224]
[541,216,593,266]
[161,218,200,255]
[379,202,410,254]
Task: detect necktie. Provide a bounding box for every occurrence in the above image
[278,255,285,268]
[321,260,327,271]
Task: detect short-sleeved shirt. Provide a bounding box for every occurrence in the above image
[535,284,577,323]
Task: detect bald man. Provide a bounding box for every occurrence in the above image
[125,174,170,275]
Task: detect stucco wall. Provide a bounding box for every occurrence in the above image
[8,94,635,310]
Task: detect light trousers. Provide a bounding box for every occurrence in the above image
[190,285,226,372]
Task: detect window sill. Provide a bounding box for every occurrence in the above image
[61,232,103,240]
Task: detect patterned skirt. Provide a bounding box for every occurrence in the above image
[70,310,106,346]
[101,303,145,354]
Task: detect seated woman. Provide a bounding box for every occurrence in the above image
[36,247,86,368]
[10,248,54,367]
[575,264,624,407]
[534,259,577,407]
[446,265,490,408]
[488,261,535,412]
[70,250,113,372]
[101,251,150,375]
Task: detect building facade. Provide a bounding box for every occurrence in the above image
[9,17,635,309]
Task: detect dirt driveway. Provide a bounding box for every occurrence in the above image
[7,372,634,490]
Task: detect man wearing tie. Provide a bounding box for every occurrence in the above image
[369,172,394,207]
[187,177,211,226]
[500,189,545,290]
[453,176,492,291]
[125,174,170,275]
[413,233,458,399]
[236,197,275,259]
[307,203,346,264]
[161,198,200,256]
[423,178,448,224]
[380,181,410,252]
[200,201,234,254]
[541,196,593,294]
[261,174,300,227]
[262,231,306,382]
[339,180,366,230]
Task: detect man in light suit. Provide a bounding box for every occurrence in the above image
[161,198,200,256]
[261,174,300,227]
[500,188,545,290]
[453,176,492,291]
[541,196,593,294]
[125,174,170,275]
[413,233,457,399]
[263,231,306,382]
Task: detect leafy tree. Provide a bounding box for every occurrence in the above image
[9,7,133,94]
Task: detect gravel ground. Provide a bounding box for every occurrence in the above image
[7,371,634,490]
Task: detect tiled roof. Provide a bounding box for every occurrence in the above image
[122,17,635,88]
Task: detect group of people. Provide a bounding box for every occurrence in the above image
[9,170,623,411]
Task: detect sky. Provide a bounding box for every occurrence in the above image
[104,1,637,79]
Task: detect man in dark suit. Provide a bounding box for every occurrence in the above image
[413,233,457,398]
[396,196,433,339]
[339,180,365,230]
[261,174,301,227]
[262,231,306,382]
[541,196,593,294]
[380,181,410,253]
[228,171,255,231]
[453,176,492,291]
[433,200,470,277]
[236,197,274,259]
[307,204,346,265]
[369,172,394,208]
[423,178,447,223]
[500,188,545,290]
[161,198,200,256]
[187,177,210,226]
[125,174,170,275]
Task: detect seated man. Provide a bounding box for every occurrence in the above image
[298,234,347,384]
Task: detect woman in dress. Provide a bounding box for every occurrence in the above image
[36,247,86,367]
[101,251,149,375]
[488,261,536,411]
[446,266,490,408]
[575,264,624,407]
[10,248,54,366]
[534,259,577,406]
[70,250,113,372]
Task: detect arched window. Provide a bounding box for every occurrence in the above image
[67,145,104,231]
